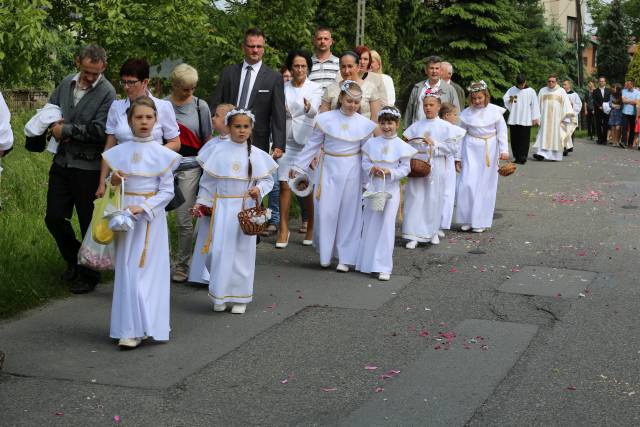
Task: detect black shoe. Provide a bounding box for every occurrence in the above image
[563,149,568,156]
[61,263,77,282]
[533,154,544,161]
[618,142,626,149]
[70,278,97,294]
[568,147,573,153]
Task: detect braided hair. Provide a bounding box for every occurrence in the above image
[227,112,253,179]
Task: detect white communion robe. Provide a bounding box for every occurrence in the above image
[455,104,508,229]
[532,86,576,161]
[193,138,276,305]
[102,136,181,341]
[294,109,377,266]
[565,91,582,149]
[402,118,466,241]
[503,86,540,126]
[188,134,228,285]
[356,136,416,274]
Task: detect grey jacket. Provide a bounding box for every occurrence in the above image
[404,79,460,128]
[50,74,116,170]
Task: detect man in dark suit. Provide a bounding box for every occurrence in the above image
[593,76,611,145]
[209,28,285,157]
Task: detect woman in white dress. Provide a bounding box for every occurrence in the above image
[369,50,396,107]
[402,90,466,248]
[192,109,276,314]
[102,96,181,349]
[320,51,381,120]
[96,58,180,198]
[292,81,377,271]
[276,50,323,248]
[356,107,415,280]
[455,81,509,233]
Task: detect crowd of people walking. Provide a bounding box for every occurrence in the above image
[0,25,634,350]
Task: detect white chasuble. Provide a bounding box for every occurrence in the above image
[533,86,576,160]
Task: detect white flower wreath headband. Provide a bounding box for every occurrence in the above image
[468,80,488,93]
[225,108,256,126]
[340,80,363,99]
[377,107,401,119]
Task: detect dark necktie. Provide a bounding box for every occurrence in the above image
[238,65,252,108]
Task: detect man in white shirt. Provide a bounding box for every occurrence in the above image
[621,78,639,148]
[308,26,340,90]
[404,56,460,128]
[503,74,540,164]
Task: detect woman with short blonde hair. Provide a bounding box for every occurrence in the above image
[369,50,396,106]
[170,63,199,89]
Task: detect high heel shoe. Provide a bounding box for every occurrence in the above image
[275,231,290,248]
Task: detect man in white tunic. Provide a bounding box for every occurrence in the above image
[562,79,582,156]
[503,74,540,164]
[532,74,575,162]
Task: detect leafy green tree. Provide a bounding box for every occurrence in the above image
[597,0,630,83]
[626,43,640,81]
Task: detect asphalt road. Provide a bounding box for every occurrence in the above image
[1,138,639,426]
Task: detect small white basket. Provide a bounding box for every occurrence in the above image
[363,172,392,212]
[289,173,313,197]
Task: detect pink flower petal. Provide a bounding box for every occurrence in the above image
[449,267,457,273]
[566,386,577,391]
[280,379,289,384]
[55,412,64,416]
[113,415,121,423]
[266,303,277,309]
[419,330,430,337]
[321,387,337,392]
[374,387,385,393]
[365,364,379,371]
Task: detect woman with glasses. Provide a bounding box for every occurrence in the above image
[165,64,212,283]
[96,58,181,198]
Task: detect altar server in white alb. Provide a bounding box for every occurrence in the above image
[356,107,416,280]
[192,109,276,314]
[503,74,540,164]
[188,103,235,284]
[292,80,377,272]
[402,89,466,248]
[561,79,582,156]
[532,74,576,162]
[455,81,509,233]
[102,96,181,349]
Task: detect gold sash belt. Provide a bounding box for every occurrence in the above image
[201,193,245,255]
[467,133,496,167]
[124,191,157,268]
[315,148,361,200]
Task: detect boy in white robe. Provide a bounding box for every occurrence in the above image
[188,103,235,284]
[562,79,582,156]
[102,96,181,349]
[356,107,416,280]
[438,102,462,235]
[192,109,276,314]
[292,80,377,272]
[455,81,509,232]
[503,74,540,164]
[403,89,466,248]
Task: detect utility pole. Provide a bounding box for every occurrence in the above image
[356,0,366,46]
[576,0,584,87]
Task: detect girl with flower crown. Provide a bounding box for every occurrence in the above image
[402,89,466,249]
[102,96,181,349]
[292,80,377,272]
[455,81,509,233]
[190,109,277,314]
[356,107,416,280]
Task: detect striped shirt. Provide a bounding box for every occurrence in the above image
[309,54,340,90]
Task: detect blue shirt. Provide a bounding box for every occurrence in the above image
[621,88,639,115]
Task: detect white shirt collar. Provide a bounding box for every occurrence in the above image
[72,72,102,89]
[242,60,262,72]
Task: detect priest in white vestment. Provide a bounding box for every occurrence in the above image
[532,75,576,161]
[503,74,540,164]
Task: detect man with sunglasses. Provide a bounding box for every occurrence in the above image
[45,44,116,293]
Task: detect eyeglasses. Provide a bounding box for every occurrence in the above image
[120,79,140,87]
[245,44,264,50]
[548,80,556,83]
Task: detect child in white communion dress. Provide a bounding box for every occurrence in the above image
[291,80,377,272]
[102,96,181,349]
[455,81,509,233]
[187,102,235,285]
[191,109,276,314]
[355,106,416,281]
[402,89,466,249]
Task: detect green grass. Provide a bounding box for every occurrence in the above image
[0,109,76,318]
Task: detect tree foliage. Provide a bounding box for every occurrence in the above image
[597,0,630,83]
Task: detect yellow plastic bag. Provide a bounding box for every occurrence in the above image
[92,182,119,245]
